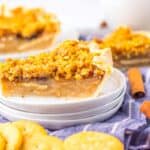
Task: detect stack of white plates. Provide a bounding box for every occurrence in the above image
[0,69,126,129]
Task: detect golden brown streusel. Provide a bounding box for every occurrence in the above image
[99,27,150,58]
[0,40,105,81]
[0,5,60,38]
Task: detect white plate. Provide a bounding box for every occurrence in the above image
[0,26,79,61]
[0,94,124,130]
[0,87,125,120]
[0,69,126,113]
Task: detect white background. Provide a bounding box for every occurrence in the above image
[1,0,102,29]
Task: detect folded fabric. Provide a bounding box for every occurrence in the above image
[125,124,150,150]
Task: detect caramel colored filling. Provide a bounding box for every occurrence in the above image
[1,77,102,98]
[0,34,55,54]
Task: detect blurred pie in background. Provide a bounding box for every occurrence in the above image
[95,27,150,68]
[0,5,60,54]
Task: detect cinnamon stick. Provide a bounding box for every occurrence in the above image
[140,101,150,119]
[127,67,145,98]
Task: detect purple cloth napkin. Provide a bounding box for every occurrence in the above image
[125,125,150,150]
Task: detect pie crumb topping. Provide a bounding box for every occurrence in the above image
[99,27,150,58]
[0,40,110,81]
[0,5,60,38]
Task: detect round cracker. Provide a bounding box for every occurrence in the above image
[13,120,47,137]
[64,131,124,150]
[0,123,22,150]
[23,134,64,150]
[0,133,6,150]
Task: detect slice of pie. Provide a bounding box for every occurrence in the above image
[0,40,113,99]
[0,5,60,54]
[96,26,150,67]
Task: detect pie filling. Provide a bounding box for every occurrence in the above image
[0,6,60,53]
[0,34,56,53]
[112,51,150,67]
[0,40,112,99]
[1,77,102,98]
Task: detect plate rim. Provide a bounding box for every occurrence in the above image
[0,92,124,124]
[0,87,125,119]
